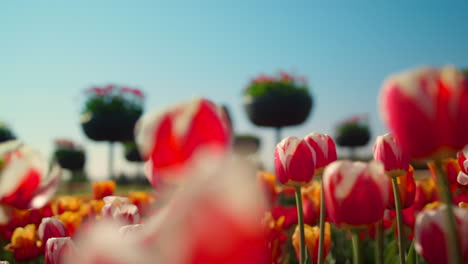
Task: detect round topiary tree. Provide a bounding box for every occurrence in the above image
[0,122,16,143]
[80,85,144,178]
[243,71,313,143]
[53,139,87,182]
[334,115,371,159]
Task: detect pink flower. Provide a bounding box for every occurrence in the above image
[102,196,140,225]
[415,205,468,264]
[304,133,337,173]
[45,237,76,264]
[38,217,68,244]
[0,141,61,218]
[380,66,468,160]
[323,160,389,228]
[373,133,409,177]
[457,146,468,186]
[135,98,231,189]
[274,136,316,186]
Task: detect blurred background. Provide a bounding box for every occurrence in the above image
[1,0,468,180]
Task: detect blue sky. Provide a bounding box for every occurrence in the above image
[1,1,468,179]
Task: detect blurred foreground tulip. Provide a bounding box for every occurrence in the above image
[5,224,42,261]
[323,160,389,228]
[45,237,76,264]
[274,136,316,187]
[135,97,231,189]
[145,155,268,264]
[380,66,468,160]
[415,205,468,264]
[92,180,116,200]
[304,133,337,175]
[38,217,68,244]
[292,223,331,264]
[64,221,152,264]
[0,141,61,223]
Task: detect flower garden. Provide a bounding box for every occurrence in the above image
[1,67,468,264]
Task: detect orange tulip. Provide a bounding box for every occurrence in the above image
[5,224,42,261]
[292,223,331,264]
[92,180,116,200]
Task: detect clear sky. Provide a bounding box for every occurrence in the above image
[1,1,468,179]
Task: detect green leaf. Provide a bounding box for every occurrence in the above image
[407,240,416,264]
[384,240,398,264]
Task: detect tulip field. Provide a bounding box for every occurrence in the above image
[2,66,468,264]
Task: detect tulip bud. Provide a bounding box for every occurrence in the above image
[38,217,68,244]
[323,160,389,228]
[304,133,337,175]
[387,166,416,209]
[45,237,76,264]
[415,205,468,264]
[380,66,468,160]
[274,136,316,186]
[373,133,409,177]
[292,223,331,264]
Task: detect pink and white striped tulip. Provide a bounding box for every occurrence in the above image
[38,217,68,244]
[323,160,389,228]
[457,146,468,186]
[304,132,337,175]
[45,237,76,264]
[102,196,140,225]
[0,141,61,223]
[415,205,468,264]
[373,133,409,177]
[380,66,468,160]
[135,98,231,189]
[274,136,316,186]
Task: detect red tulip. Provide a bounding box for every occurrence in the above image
[304,133,337,175]
[373,133,409,177]
[0,141,61,214]
[457,146,468,186]
[415,205,468,264]
[135,98,231,189]
[292,223,331,264]
[38,217,68,244]
[323,160,389,228]
[271,205,298,229]
[387,166,416,209]
[274,136,316,186]
[380,66,468,160]
[45,237,76,264]
[428,158,461,192]
[413,177,438,210]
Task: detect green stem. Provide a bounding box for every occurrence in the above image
[351,230,362,264]
[317,179,326,264]
[295,186,306,264]
[434,160,463,264]
[391,176,406,264]
[375,220,384,264]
